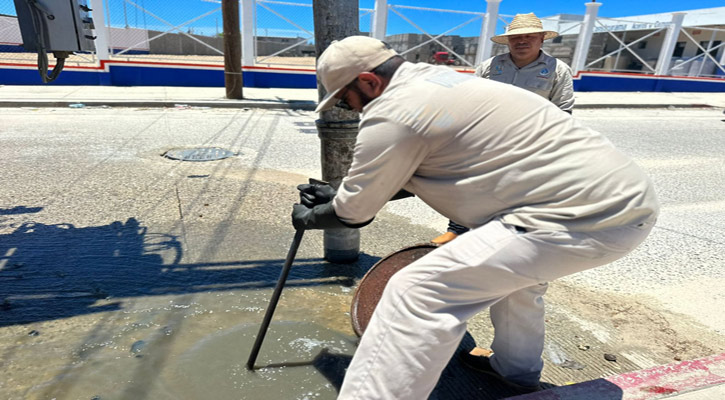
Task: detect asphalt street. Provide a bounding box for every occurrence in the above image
[1,105,724,399]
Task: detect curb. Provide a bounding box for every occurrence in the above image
[0,100,720,111]
[573,103,721,109]
[0,100,318,111]
[505,352,725,400]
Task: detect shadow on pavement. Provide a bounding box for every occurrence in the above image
[0,206,43,215]
[0,217,379,327]
[429,333,552,399]
[264,332,571,399]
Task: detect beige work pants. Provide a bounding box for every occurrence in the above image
[338,217,655,399]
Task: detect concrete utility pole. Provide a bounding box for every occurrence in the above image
[222,0,243,99]
[313,0,361,263]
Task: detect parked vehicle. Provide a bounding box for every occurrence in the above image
[429,51,461,66]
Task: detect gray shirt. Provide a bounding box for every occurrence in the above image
[333,62,658,232]
[476,51,575,112]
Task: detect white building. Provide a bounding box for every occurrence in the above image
[542,6,725,78]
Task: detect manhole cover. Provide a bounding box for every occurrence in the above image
[163,147,235,162]
[351,243,438,337]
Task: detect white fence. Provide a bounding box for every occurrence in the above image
[1,0,723,78]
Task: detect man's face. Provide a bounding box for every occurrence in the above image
[335,80,375,113]
[506,33,545,64]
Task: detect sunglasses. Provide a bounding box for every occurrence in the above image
[335,79,360,111]
[336,96,353,110]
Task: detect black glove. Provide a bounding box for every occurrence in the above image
[297,183,337,208]
[292,202,347,230]
[292,202,375,230]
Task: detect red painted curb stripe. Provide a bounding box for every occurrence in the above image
[506,353,725,400]
[608,352,725,400]
[573,70,725,82]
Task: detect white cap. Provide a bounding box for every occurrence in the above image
[315,36,398,112]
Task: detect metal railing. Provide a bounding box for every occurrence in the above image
[584,16,674,74]
[252,0,312,67]
[245,0,373,67]
[385,4,485,68]
[673,26,725,77]
[105,0,224,64]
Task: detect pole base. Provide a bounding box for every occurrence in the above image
[324,228,359,263]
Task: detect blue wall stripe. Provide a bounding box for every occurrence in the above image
[1,64,722,92]
[573,74,725,92]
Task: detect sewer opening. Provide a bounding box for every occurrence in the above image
[163,147,235,162]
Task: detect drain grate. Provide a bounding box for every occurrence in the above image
[163,147,235,162]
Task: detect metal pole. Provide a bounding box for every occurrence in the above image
[476,0,500,65]
[246,229,305,370]
[313,0,361,264]
[222,0,243,99]
[572,1,602,75]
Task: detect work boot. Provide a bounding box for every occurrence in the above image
[458,350,543,393]
[468,347,493,357]
[431,231,457,244]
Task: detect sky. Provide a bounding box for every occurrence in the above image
[358,0,725,37]
[84,0,725,39]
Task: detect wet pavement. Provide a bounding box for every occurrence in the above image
[1,104,724,399]
[0,106,447,399]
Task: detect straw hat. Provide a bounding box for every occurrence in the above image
[491,13,559,45]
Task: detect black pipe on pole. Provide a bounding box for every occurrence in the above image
[222,0,243,99]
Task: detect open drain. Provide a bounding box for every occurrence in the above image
[163,147,235,162]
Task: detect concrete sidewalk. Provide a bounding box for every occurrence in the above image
[1,85,724,110]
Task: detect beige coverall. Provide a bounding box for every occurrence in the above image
[334,62,658,399]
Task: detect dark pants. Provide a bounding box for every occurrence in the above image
[447,220,469,235]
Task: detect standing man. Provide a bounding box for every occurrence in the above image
[433,12,575,245]
[293,36,658,398]
[479,12,574,112]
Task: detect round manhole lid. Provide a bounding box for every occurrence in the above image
[350,243,438,337]
[164,147,235,162]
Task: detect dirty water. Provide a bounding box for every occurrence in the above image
[19,317,357,400]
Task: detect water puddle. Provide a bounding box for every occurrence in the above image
[169,322,356,399]
[21,319,355,400]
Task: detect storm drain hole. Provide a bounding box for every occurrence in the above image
[163,147,235,162]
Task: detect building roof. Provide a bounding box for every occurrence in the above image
[619,7,725,28]
[544,7,725,34]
